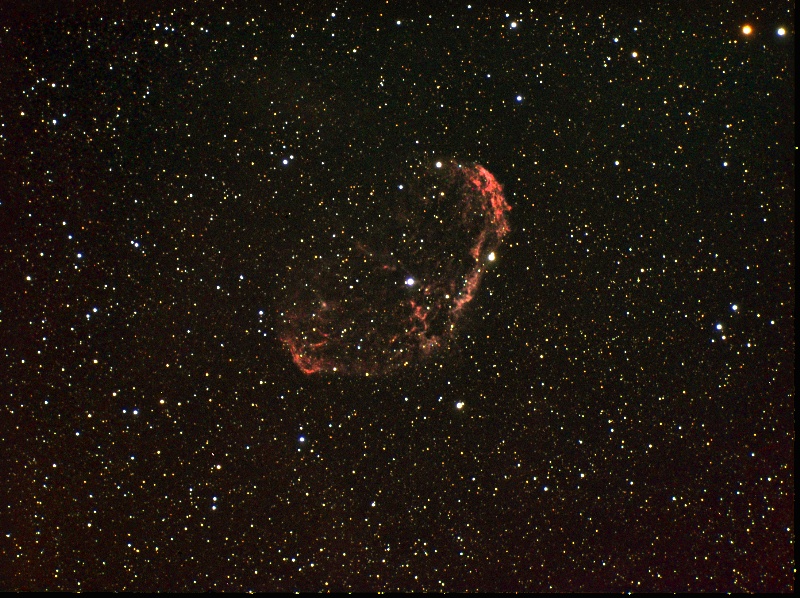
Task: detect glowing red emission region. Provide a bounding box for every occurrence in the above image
[277,158,511,377]
[471,165,510,212]
[283,336,326,375]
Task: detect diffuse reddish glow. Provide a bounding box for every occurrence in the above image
[451,268,483,317]
[283,336,326,375]
[470,229,488,260]
[280,160,511,376]
[469,164,511,231]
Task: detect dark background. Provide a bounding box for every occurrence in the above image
[0,1,793,591]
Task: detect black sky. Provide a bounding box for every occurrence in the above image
[0,1,794,591]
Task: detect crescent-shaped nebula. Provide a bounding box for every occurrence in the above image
[277,158,511,376]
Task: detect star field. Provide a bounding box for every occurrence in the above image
[0,2,794,591]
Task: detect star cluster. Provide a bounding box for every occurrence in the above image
[0,2,793,591]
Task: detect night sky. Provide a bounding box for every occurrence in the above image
[1,1,794,591]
